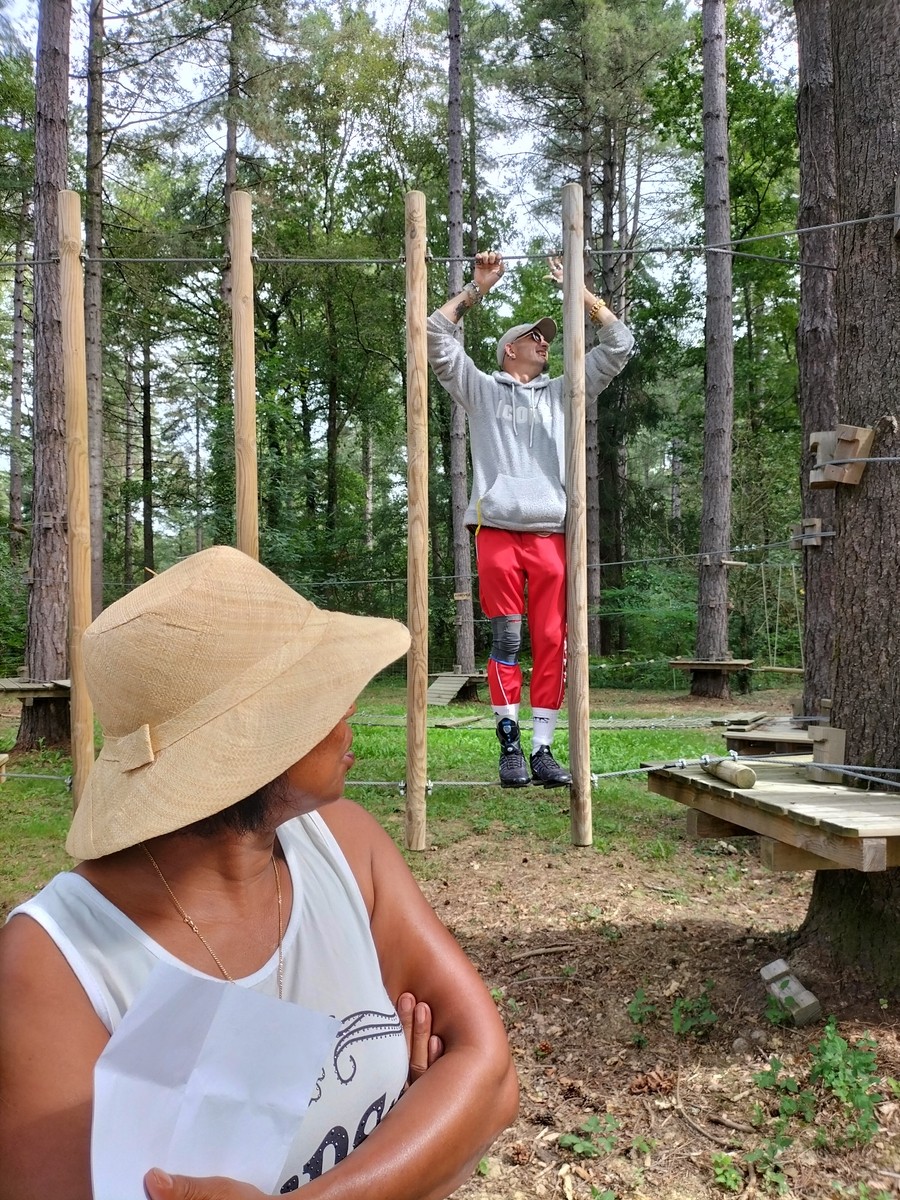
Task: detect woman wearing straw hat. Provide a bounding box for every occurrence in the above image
[0,546,518,1200]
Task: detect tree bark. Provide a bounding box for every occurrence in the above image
[141,332,154,576]
[692,0,733,700]
[796,0,900,995]
[85,0,103,616]
[447,0,475,676]
[16,0,71,749]
[8,194,29,563]
[794,0,837,719]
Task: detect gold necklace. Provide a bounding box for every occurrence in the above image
[141,843,284,1000]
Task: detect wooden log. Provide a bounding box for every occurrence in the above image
[561,182,591,847]
[701,758,757,788]
[230,190,259,560]
[404,192,429,852]
[58,190,95,806]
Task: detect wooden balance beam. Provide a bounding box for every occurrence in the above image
[647,758,900,872]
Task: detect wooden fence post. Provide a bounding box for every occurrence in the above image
[562,182,592,846]
[405,192,429,851]
[230,190,259,560]
[58,190,95,806]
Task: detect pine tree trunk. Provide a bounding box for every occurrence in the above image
[141,333,154,575]
[16,0,72,750]
[692,0,733,700]
[795,0,900,995]
[8,195,29,562]
[85,0,103,616]
[447,0,475,676]
[795,0,837,719]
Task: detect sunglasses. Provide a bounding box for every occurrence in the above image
[521,329,547,344]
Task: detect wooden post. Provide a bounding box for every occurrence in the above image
[230,190,259,560]
[404,191,429,851]
[57,190,95,806]
[562,183,592,845]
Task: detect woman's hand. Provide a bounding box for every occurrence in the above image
[396,992,444,1084]
[143,1168,268,1200]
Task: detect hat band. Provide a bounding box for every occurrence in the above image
[99,611,332,775]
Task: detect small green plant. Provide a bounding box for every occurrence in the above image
[672,981,718,1039]
[809,1018,884,1146]
[627,987,657,1027]
[711,1151,743,1193]
[590,1189,616,1200]
[630,1133,656,1156]
[559,1114,621,1157]
[753,1056,816,1122]
[744,1126,793,1195]
[476,1157,489,1177]
[764,992,795,1026]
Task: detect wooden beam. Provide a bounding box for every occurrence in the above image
[759,838,843,872]
[686,809,752,839]
[562,182,591,847]
[404,191,429,852]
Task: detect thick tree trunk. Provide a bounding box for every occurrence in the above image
[692,0,733,700]
[447,0,475,675]
[8,196,29,562]
[85,0,103,616]
[794,0,837,719]
[16,0,71,750]
[795,0,900,996]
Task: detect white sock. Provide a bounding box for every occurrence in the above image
[493,704,519,725]
[531,708,559,749]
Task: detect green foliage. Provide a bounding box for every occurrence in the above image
[711,1151,743,1193]
[671,981,718,1038]
[808,1019,884,1147]
[559,1114,621,1158]
[626,987,657,1027]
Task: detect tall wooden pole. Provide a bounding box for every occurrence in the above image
[404,191,429,851]
[562,183,592,845]
[230,190,259,560]
[58,190,95,806]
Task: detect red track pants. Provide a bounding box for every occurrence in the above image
[475,527,567,711]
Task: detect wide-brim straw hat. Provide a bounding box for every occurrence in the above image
[67,546,410,860]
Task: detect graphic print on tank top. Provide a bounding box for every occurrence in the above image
[278,1008,406,1193]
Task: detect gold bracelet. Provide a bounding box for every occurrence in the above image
[588,297,607,325]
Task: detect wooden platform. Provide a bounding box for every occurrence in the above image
[0,677,70,705]
[724,719,815,757]
[426,672,486,706]
[669,658,754,673]
[647,758,900,872]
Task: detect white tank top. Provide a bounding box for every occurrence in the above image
[8,811,409,1193]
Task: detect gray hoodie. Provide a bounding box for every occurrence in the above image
[426,312,635,533]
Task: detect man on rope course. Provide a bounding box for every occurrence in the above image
[427,250,634,790]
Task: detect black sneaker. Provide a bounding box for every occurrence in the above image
[529,746,572,787]
[496,718,530,788]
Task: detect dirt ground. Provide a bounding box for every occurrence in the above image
[418,689,900,1200]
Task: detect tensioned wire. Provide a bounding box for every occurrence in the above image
[8,752,900,792]
[2,211,897,271]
